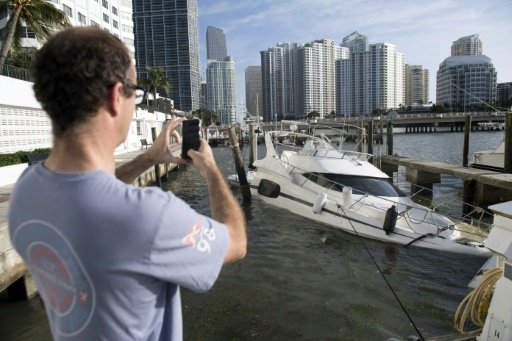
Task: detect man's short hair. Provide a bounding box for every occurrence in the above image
[32,27,133,136]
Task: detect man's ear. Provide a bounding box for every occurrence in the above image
[107,82,124,117]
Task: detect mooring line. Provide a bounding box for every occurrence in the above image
[338,205,426,341]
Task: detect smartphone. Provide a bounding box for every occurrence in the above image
[181,119,201,159]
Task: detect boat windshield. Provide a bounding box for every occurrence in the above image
[303,173,406,197]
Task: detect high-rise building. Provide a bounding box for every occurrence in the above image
[133,0,200,112]
[205,26,236,125]
[206,58,236,124]
[336,40,404,116]
[0,0,135,59]
[437,35,496,111]
[297,39,346,118]
[260,43,301,121]
[451,34,482,56]
[206,26,227,61]
[405,65,429,106]
[341,31,368,54]
[497,82,512,109]
[245,66,263,118]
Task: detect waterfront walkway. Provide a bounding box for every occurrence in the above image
[0,147,180,299]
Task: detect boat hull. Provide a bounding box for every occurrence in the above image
[249,174,490,256]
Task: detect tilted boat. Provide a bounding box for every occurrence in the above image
[237,127,491,256]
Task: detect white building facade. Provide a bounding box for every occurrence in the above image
[336,42,404,116]
[206,58,237,125]
[1,0,135,60]
[297,39,346,118]
[0,75,172,154]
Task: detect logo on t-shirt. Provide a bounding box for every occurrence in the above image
[182,218,216,253]
[14,220,95,337]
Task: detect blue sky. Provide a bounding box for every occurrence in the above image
[198,0,512,108]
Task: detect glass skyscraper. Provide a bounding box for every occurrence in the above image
[206,26,236,125]
[133,0,200,112]
[206,26,227,61]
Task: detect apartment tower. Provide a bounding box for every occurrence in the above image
[336,33,405,116]
[405,65,429,106]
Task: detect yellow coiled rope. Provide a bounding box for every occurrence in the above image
[454,267,503,334]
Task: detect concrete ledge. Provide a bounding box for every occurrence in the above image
[0,163,28,187]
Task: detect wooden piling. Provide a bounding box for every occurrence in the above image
[463,180,475,215]
[151,127,162,188]
[505,112,512,174]
[368,121,373,155]
[249,124,256,168]
[463,115,471,167]
[357,121,363,153]
[387,121,393,155]
[228,127,251,200]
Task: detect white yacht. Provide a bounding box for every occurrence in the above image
[472,140,504,172]
[238,129,491,256]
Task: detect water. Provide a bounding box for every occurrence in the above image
[0,131,504,340]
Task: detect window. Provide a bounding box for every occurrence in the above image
[24,27,35,38]
[112,6,118,15]
[303,173,405,197]
[63,4,72,18]
[78,12,86,25]
[113,20,118,29]
[102,0,108,9]
[90,20,99,27]
[103,13,109,23]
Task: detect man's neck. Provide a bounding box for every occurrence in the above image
[44,125,117,175]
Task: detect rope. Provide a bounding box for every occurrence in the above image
[454,267,503,334]
[338,205,426,341]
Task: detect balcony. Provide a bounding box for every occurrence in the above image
[1,64,31,82]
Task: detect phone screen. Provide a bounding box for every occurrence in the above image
[181,119,201,159]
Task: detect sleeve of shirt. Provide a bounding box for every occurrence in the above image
[147,192,229,293]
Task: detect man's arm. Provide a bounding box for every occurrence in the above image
[188,141,247,263]
[116,116,186,184]
[115,153,155,184]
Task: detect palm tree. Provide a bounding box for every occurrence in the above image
[0,0,70,71]
[139,66,173,111]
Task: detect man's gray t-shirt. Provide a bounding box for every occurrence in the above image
[8,164,229,340]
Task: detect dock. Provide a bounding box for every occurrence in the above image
[0,147,181,300]
[376,154,512,209]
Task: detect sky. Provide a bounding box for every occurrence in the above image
[197,0,512,109]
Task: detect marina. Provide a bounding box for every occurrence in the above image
[1,130,510,340]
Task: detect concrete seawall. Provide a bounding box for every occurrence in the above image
[0,147,180,300]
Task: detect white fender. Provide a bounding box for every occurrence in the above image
[343,186,352,206]
[313,192,328,214]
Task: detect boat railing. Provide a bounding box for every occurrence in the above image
[273,139,372,162]
[296,149,372,162]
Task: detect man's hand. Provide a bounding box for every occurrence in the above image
[186,140,216,178]
[146,116,187,165]
[115,116,187,183]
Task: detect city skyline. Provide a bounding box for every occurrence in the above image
[198,0,512,110]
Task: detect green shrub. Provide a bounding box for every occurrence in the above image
[0,148,51,167]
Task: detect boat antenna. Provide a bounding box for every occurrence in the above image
[337,205,426,341]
